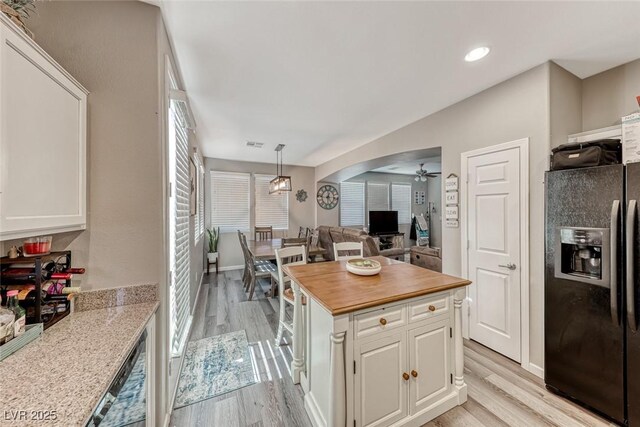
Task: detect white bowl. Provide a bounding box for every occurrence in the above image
[346,258,382,276]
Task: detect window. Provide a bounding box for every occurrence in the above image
[392,183,412,224]
[255,174,289,230]
[169,97,191,356]
[367,182,390,212]
[194,155,205,240]
[210,171,251,233]
[340,182,365,227]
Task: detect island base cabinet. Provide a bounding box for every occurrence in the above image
[355,332,408,427]
[408,319,452,416]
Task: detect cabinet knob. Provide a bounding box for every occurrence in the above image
[379,318,387,326]
[402,372,410,381]
[411,370,418,378]
[428,305,436,312]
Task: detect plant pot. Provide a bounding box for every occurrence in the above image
[207,252,218,263]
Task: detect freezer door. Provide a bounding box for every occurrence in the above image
[627,162,640,426]
[545,164,625,424]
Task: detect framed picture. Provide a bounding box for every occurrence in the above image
[190,157,197,216]
[445,175,458,191]
[445,205,459,220]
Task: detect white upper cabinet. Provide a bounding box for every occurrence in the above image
[0,15,88,241]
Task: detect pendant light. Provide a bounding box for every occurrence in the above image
[269,144,292,194]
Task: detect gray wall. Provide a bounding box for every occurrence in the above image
[344,171,432,248]
[582,59,640,131]
[204,157,316,269]
[550,62,583,149]
[315,63,551,370]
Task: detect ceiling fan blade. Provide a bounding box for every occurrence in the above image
[426,173,440,178]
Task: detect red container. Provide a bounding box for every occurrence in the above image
[22,236,52,256]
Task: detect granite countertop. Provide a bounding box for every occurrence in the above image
[0,301,159,426]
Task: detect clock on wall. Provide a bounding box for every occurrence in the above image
[316,184,339,210]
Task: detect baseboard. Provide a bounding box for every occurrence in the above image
[523,361,544,379]
[218,264,244,272]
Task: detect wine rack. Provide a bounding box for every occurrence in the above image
[0,250,73,329]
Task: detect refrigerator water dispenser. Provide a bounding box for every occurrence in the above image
[555,227,611,288]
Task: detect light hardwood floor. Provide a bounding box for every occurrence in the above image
[170,270,614,427]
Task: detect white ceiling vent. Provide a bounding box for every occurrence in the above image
[246,141,264,148]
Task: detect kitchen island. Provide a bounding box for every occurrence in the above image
[283,256,471,427]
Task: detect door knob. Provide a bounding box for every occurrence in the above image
[402,372,410,381]
[411,370,418,378]
[498,263,517,270]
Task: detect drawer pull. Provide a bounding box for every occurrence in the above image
[428,305,436,312]
[379,318,387,326]
[402,372,410,381]
[411,370,418,378]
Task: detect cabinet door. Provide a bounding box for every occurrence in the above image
[0,22,87,240]
[355,332,407,427]
[408,319,452,415]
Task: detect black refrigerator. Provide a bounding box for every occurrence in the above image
[545,163,640,426]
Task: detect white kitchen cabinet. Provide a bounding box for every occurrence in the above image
[408,319,452,416]
[355,332,407,427]
[0,15,87,241]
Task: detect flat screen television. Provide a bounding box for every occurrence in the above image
[369,211,399,235]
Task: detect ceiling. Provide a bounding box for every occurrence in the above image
[371,157,441,176]
[159,1,640,167]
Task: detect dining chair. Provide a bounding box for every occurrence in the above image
[269,237,310,296]
[274,245,307,346]
[298,226,306,238]
[239,232,275,300]
[255,226,273,241]
[333,241,364,261]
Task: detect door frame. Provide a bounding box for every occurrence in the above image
[460,138,531,373]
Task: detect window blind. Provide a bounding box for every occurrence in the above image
[340,182,365,227]
[195,156,205,239]
[170,100,191,356]
[255,174,289,230]
[392,183,412,224]
[211,171,250,233]
[367,182,390,213]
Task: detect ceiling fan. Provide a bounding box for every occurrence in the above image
[415,163,441,182]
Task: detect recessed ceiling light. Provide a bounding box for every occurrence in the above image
[246,141,264,148]
[465,46,490,62]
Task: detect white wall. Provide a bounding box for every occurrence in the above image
[204,157,316,269]
[315,63,551,371]
[582,58,640,131]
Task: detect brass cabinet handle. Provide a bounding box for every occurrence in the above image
[411,370,418,378]
[428,305,436,312]
[379,318,387,326]
[402,372,410,381]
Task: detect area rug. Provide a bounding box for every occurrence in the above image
[100,351,146,427]
[174,330,256,409]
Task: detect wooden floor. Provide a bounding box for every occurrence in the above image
[170,270,614,427]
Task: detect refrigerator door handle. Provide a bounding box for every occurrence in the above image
[611,200,620,325]
[627,200,637,332]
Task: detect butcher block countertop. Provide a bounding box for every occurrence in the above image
[283,256,471,315]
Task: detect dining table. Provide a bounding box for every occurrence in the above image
[246,238,327,261]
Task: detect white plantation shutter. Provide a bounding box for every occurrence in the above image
[255,174,289,230]
[170,100,191,356]
[392,183,412,224]
[367,182,390,212]
[195,156,205,239]
[211,171,250,232]
[340,182,365,227]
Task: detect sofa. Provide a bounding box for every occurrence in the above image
[317,226,405,261]
[410,246,442,272]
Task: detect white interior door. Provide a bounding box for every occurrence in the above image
[466,145,522,362]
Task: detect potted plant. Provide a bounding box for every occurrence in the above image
[1,0,36,38]
[206,227,219,263]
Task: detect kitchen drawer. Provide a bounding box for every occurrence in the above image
[354,305,406,339]
[408,294,449,323]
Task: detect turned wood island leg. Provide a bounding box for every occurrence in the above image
[328,331,347,427]
[454,288,468,403]
[292,280,304,384]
